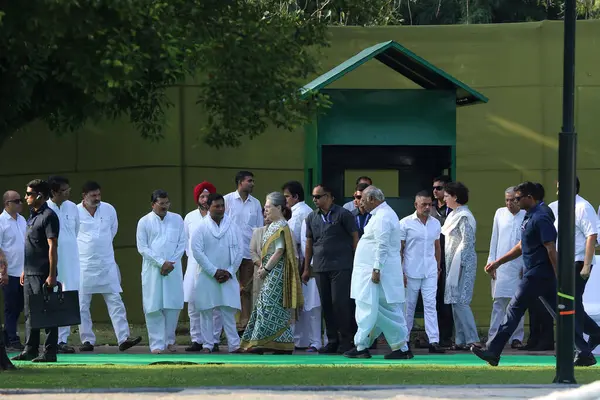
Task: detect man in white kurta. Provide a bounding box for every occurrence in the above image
[47,176,80,353]
[136,190,186,353]
[77,181,141,352]
[283,181,322,351]
[345,186,412,359]
[183,181,216,351]
[486,187,526,348]
[399,191,444,353]
[192,194,242,353]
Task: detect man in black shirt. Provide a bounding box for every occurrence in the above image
[302,184,359,354]
[11,179,60,363]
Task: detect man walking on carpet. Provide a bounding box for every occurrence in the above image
[344,186,412,360]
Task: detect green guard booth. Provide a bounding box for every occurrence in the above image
[301,41,488,329]
[302,40,488,218]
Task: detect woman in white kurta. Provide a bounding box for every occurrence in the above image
[348,186,411,359]
[486,194,526,348]
[191,196,243,353]
[136,192,186,353]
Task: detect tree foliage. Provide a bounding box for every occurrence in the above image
[0,0,329,148]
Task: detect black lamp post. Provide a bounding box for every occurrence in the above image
[554,0,577,385]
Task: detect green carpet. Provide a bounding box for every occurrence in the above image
[8,353,594,367]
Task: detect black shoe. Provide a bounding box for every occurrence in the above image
[57,342,75,354]
[0,344,16,370]
[439,339,453,348]
[185,342,203,352]
[518,343,535,351]
[6,341,24,352]
[79,342,94,352]
[213,344,220,352]
[343,347,372,359]
[471,345,500,366]
[530,343,554,351]
[574,353,597,367]
[384,349,414,360]
[429,342,446,354]
[337,344,353,354]
[588,335,600,352]
[511,339,524,349]
[318,343,338,354]
[11,351,38,361]
[32,353,57,363]
[119,336,142,352]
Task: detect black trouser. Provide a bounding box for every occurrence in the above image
[489,273,591,357]
[436,258,454,343]
[23,275,58,356]
[575,263,600,340]
[314,269,354,349]
[2,276,24,343]
[526,298,554,348]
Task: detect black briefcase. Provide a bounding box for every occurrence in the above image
[29,282,81,330]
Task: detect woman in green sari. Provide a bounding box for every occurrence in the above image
[240,192,303,354]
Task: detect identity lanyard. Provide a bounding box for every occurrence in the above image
[356,213,371,231]
[320,210,332,224]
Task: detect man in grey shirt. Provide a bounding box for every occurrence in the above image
[303,184,359,354]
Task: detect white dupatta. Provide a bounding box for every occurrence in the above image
[440,205,476,298]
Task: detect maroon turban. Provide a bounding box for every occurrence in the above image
[193,181,217,203]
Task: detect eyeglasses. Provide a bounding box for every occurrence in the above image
[6,199,23,204]
[353,195,362,200]
[312,194,328,200]
[433,186,444,191]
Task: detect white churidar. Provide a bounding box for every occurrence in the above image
[145,309,181,352]
[405,276,439,344]
[200,306,240,352]
[79,292,130,345]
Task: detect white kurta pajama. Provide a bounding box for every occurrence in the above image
[399,212,442,344]
[191,215,243,352]
[47,199,81,344]
[183,209,222,345]
[136,211,186,352]
[77,202,132,345]
[291,201,322,350]
[486,207,526,346]
[351,202,409,352]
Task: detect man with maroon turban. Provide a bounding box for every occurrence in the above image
[183,181,220,351]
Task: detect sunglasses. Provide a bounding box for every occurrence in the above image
[514,195,531,202]
[353,195,362,200]
[25,191,37,197]
[6,199,23,204]
[312,194,328,200]
[433,186,444,191]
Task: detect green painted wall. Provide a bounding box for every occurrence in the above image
[2,20,600,328]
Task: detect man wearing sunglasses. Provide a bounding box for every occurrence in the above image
[0,190,27,352]
[351,183,371,239]
[303,184,359,354]
[11,180,60,363]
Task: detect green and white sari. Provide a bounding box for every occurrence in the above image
[240,219,303,351]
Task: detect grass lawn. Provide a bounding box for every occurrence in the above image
[1,365,599,388]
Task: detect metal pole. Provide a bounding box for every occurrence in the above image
[554,0,577,385]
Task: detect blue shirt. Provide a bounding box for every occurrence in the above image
[521,203,557,278]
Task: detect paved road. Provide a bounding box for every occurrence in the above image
[0,384,592,400]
